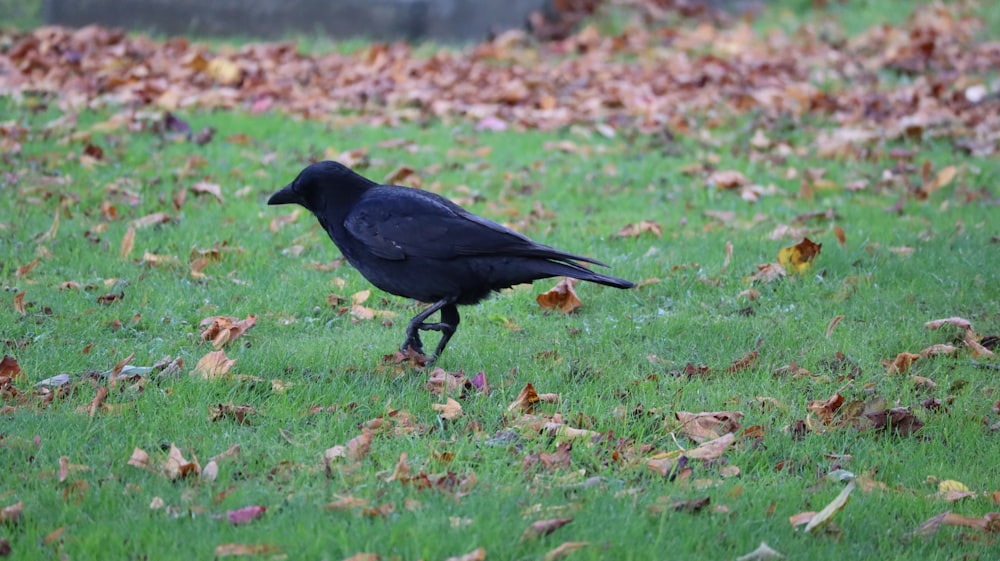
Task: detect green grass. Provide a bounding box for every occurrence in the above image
[2,98,997,560]
[3,2,1000,560]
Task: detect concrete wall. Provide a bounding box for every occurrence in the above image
[42,0,551,42]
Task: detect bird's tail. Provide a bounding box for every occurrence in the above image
[542,259,635,289]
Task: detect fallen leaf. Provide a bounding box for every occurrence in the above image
[194,350,236,379]
[544,542,590,561]
[13,291,26,316]
[925,317,973,331]
[164,444,200,480]
[536,277,582,313]
[674,411,743,443]
[432,398,463,420]
[214,543,282,557]
[0,355,23,378]
[227,505,266,525]
[200,315,258,348]
[794,480,856,533]
[520,518,573,542]
[825,315,844,338]
[735,542,785,561]
[445,548,487,561]
[616,220,662,238]
[191,181,224,203]
[777,238,822,274]
[508,383,541,413]
[120,226,135,259]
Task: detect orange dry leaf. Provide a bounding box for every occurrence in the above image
[445,548,487,561]
[616,220,663,238]
[825,315,844,338]
[833,225,847,246]
[706,170,749,190]
[194,349,237,379]
[200,315,258,348]
[544,542,590,561]
[13,291,26,316]
[16,258,41,277]
[0,355,23,378]
[347,428,374,462]
[120,226,135,259]
[885,352,920,375]
[964,330,995,358]
[127,447,150,469]
[0,501,23,525]
[685,432,736,460]
[807,393,844,423]
[536,278,582,313]
[520,518,573,542]
[777,238,822,274]
[726,350,758,373]
[130,212,171,229]
[164,444,200,480]
[214,544,282,557]
[674,411,744,443]
[191,181,224,203]
[269,209,300,233]
[508,383,541,413]
[748,263,785,283]
[924,317,973,331]
[432,398,464,420]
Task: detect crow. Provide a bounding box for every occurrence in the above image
[268,161,634,360]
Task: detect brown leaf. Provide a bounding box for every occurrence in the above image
[0,502,23,525]
[925,317,973,331]
[88,386,109,416]
[544,542,590,561]
[214,543,282,557]
[706,170,749,190]
[726,350,758,373]
[885,352,920,375]
[164,444,200,480]
[520,517,573,542]
[508,382,541,413]
[191,181,224,203]
[445,547,487,561]
[735,542,785,561]
[127,447,150,469]
[425,367,470,396]
[130,212,171,229]
[200,315,258,348]
[13,291,26,316]
[16,258,41,277]
[0,355,23,379]
[616,220,663,238]
[194,350,237,379]
[347,428,374,462]
[120,226,135,259]
[790,480,855,532]
[685,432,736,461]
[777,238,822,274]
[209,403,258,425]
[536,278,582,313]
[432,398,463,420]
[825,315,844,338]
[674,411,743,443]
[833,225,846,246]
[269,209,300,233]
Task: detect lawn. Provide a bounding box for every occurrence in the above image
[1,1,999,560]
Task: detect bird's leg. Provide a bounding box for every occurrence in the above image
[423,303,460,359]
[401,298,453,356]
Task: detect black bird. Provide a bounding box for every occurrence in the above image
[268,161,634,359]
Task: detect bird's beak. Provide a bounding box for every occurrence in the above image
[267,183,298,206]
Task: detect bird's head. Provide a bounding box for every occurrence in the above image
[268,161,375,212]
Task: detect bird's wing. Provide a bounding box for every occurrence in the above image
[343,187,560,262]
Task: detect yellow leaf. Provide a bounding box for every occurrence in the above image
[777,238,822,274]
